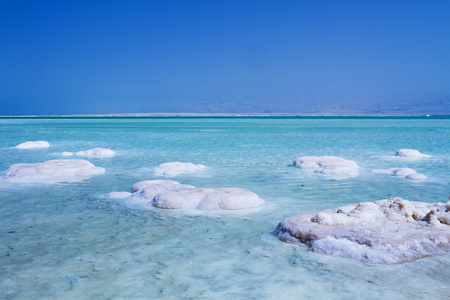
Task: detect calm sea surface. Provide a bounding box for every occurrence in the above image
[1,117,449,299]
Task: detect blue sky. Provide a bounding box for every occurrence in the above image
[1,0,449,115]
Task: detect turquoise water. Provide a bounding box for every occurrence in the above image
[1,117,449,299]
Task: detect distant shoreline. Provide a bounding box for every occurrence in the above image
[0,113,446,118]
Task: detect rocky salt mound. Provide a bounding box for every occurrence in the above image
[3,159,105,183]
[62,148,115,158]
[293,156,359,177]
[110,179,265,210]
[154,162,206,177]
[395,149,430,158]
[275,197,450,264]
[372,168,427,180]
[15,141,50,149]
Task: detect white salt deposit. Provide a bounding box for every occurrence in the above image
[153,187,264,210]
[395,149,430,158]
[275,197,450,264]
[62,148,115,158]
[154,162,206,177]
[15,141,50,149]
[3,159,105,183]
[132,179,189,199]
[111,179,265,210]
[108,191,132,198]
[293,156,359,176]
[372,168,427,180]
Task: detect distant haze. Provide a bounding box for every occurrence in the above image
[1,1,449,115]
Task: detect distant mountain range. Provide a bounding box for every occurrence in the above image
[162,95,450,116]
[1,96,448,117]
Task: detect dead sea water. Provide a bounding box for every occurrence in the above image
[0,116,449,299]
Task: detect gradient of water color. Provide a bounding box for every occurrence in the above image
[1,116,449,299]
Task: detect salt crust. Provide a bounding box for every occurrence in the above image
[372,168,427,180]
[62,148,115,158]
[293,156,359,176]
[154,162,206,177]
[3,159,105,183]
[15,141,50,149]
[395,149,430,158]
[112,179,265,210]
[108,191,132,198]
[275,197,450,263]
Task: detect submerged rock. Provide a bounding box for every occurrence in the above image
[154,162,206,177]
[395,149,430,158]
[15,141,50,149]
[4,159,105,183]
[293,156,359,177]
[274,197,450,264]
[111,179,265,210]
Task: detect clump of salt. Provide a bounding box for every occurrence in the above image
[275,197,450,264]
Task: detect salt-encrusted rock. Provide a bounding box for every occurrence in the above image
[15,141,50,149]
[74,148,116,158]
[4,159,105,183]
[111,179,265,211]
[131,179,192,199]
[395,149,430,158]
[154,162,206,177]
[153,187,264,210]
[372,168,427,180]
[274,197,450,264]
[293,156,359,176]
[62,148,115,158]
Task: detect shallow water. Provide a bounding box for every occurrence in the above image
[1,116,449,299]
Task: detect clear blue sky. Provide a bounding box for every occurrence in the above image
[1,0,449,115]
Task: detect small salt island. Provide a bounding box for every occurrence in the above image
[4,159,105,183]
[62,148,115,158]
[154,162,206,177]
[395,149,430,158]
[109,179,265,210]
[15,141,50,149]
[372,167,427,180]
[275,197,450,264]
[293,156,359,177]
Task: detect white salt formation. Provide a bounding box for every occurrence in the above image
[108,191,132,198]
[153,187,263,210]
[154,162,206,177]
[15,141,50,149]
[395,149,430,158]
[3,159,105,183]
[275,197,450,264]
[112,179,265,210]
[62,148,115,158]
[293,156,359,176]
[372,168,427,180]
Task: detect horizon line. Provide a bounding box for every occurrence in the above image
[0,112,444,118]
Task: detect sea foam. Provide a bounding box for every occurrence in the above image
[275,197,450,263]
